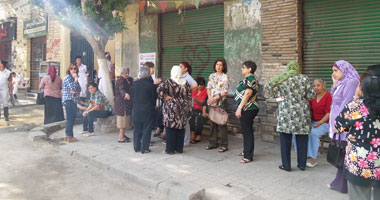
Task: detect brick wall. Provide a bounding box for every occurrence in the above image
[46,18,62,62]
[12,19,30,79]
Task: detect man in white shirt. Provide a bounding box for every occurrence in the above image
[0,60,12,121]
[75,56,89,101]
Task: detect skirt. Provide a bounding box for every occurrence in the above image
[44,96,65,124]
[117,115,132,129]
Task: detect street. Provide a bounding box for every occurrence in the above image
[0,131,158,200]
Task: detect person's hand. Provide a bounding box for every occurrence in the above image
[165,96,172,101]
[72,73,78,79]
[332,74,338,88]
[347,135,357,142]
[334,128,339,133]
[207,98,215,105]
[202,112,208,118]
[354,85,363,98]
[235,107,242,119]
[154,78,162,85]
[83,111,88,117]
[313,121,322,128]
[124,93,131,100]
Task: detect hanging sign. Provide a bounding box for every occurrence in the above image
[23,15,48,38]
[0,22,17,42]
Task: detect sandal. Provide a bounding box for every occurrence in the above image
[141,149,151,154]
[118,137,129,143]
[218,147,228,153]
[205,145,217,150]
[240,158,252,163]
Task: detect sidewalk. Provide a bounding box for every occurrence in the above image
[50,125,347,200]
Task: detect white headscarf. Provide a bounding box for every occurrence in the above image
[171,65,186,85]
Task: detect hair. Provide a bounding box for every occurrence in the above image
[0,60,8,67]
[180,62,192,75]
[213,58,227,73]
[195,77,205,86]
[88,82,98,89]
[139,66,150,79]
[143,62,155,68]
[314,78,326,86]
[66,64,79,75]
[120,67,129,75]
[242,60,257,74]
[11,72,16,75]
[361,65,380,119]
[75,56,82,61]
[105,52,111,60]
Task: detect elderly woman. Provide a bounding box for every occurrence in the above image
[205,58,230,152]
[62,64,81,143]
[334,66,380,200]
[306,79,332,167]
[39,66,65,124]
[265,61,314,171]
[82,82,113,137]
[114,67,132,143]
[132,66,157,154]
[328,60,360,193]
[158,65,192,154]
[234,61,260,163]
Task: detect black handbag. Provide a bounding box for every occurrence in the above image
[326,133,346,168]
[36,91,45,105]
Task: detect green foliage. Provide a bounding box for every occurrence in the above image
[31,0,130,39]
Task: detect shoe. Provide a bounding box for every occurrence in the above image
[161,140,166,145]
[141,149,151,154]
[63,136,68,142]
[84,132,95,137]
[80,131,88,134]
[67,137,78,143]
[278,165,290,172]
[240,158,253,163]
[297,165,305,171]
[306,162,317,168]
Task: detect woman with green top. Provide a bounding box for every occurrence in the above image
[234,61,260,163]
[265,61,315,171]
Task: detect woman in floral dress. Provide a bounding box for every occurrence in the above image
[265,61,314,171]
[205,58,230,152]
[334,66,380,200]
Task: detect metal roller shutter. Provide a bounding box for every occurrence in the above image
[303,0,380,88]
[161,5,224,79]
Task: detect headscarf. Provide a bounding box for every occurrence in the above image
[171,65,186,85]
[268,61,301,86]
[333,60,360,88]
[48,66,56,82]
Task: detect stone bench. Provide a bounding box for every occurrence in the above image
[95,115,118,133]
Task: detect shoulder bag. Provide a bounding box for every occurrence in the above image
[36,89,45,105]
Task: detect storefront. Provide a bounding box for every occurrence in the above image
[303,0,380,87]
[0,21,17,63]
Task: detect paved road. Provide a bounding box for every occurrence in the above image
[0,131,158,200]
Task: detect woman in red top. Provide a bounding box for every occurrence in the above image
[189,77,208,143]
[306,78,332,167]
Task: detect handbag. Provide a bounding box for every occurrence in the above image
[36,90,45,105]
[326,133,346,168]
[209,106,228,126]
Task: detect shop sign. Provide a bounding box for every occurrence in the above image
[0,22,17,42]
[23,15,48,38]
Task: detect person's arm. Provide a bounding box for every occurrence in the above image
[39,76,46,89]
[305,77,315,100]
[8,74,12,95]
[314,113,330,128]
[194,90,207,105]
[235,89,253,118]
[338,79,359,113]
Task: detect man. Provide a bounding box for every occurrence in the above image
[0,60,12,121]
[99,52,115,95]
[75,56,89,102]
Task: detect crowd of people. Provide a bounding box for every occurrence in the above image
[1,55,379,199]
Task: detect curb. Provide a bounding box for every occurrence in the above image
[59,146,206,200]
[28,119,82,141]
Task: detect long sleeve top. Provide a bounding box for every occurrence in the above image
[39,75,62,98]
[62,75,81,103]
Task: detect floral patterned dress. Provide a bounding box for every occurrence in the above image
[207,72,229,106]
[335,99,380,187]
[265,74,315,135]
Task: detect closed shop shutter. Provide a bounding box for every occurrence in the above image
[0,41,12,62]
[30,36,46,91]
[70,32,95,82]
[303,0,380,88]
[161,5,224,79]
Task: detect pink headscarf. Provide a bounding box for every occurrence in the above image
[48,66,56,82]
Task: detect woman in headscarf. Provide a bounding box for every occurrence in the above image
[39,66,64,124]
[334,66,380,200]
[265,61,315,171]
[328,60,360,193]
[158,65,192,155]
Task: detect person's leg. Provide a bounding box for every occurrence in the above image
[208,121,218,148]
[141,118,153,152]
[133,122,143,152]
[296,134,308,169]
[64,101,76,138]
[219,125,228,149]
[329,141,348,193]
[189,113,196,142]
[195,111,204,141]
[165,127,176,154]
[87,110,112,133]
[280,132,292,170]
[241,109,258,161]
[347,181,371,200]
[176,128,185,153]
[82,113,89,131]
[292,134,297,152]
[308,122,329,161]
[183,118,191,146]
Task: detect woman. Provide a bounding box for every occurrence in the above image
[82,82,113,137]
[328,60,360,193]
[234,61,260,163]
[265,61,314,171]
[189,77,207,144]
[39,66,65,124]
[114,67,132,143]
[132,66,157,154]
[334,66,380,200]
[62,64,81,143]
[205,58,230,152]
[306,79,332,168]
[158,65,192,155]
